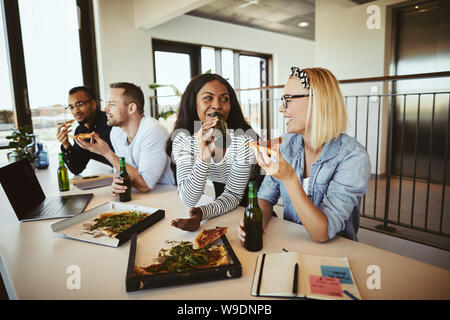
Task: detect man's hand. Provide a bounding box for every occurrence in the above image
[171,207,202,231]
[237,216,268,247]
[56,121,73,149]
[111,177,128,196]
[75,132,111,156]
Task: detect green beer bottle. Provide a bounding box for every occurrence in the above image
[118,157,131,202]
[244,181,263,252]
[57,153,70,191]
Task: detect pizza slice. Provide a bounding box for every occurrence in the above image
[68,132,95,140]
[247,137,283,156]
[63,119,75,127]
[193,227,228,249]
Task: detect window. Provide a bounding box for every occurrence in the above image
[0,6,15,162]
[152,39,271,134]
[154,51,191,117]
[18,0,83,154]
[2,0,98,156]
[239,55,267,135]
[221,49,234,87]
[201,47,216,74]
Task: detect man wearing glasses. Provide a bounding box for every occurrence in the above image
[75,82,175,195]
[56,86,114,174]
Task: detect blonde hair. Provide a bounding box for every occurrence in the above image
[298,67,347,150]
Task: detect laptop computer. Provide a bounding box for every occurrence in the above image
[0,158,93,222]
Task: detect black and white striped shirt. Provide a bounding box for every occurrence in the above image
[172,131,255,220]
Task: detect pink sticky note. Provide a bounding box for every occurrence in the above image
[309,275,343,297]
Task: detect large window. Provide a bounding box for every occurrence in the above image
[154,51,191,111]
[152,39,271,134]
[239,55,268,136]
[0,6,15,162]
[1,0,98,156]
[18,0,84,154]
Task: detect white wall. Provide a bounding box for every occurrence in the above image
[94,0,153,108]
[94,0,315,119]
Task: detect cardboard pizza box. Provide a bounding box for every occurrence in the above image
[125,233,242,292]
[51,201,164,247]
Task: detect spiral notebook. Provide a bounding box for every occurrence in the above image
[251,252,362,300]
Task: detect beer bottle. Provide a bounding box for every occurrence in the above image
[244,181,263,252]
[118,157,131,202]
[57,153,70,191]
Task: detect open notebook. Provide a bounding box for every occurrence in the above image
[251,252,362,300]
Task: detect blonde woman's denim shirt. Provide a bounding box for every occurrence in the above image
[258,133,371,241]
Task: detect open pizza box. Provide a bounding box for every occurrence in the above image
[51,201,165,247]
[125,231,242,292]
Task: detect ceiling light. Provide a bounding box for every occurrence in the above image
[298,22,309,27]
[414,5,419,9]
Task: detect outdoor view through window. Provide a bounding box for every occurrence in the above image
[0,0,83,163]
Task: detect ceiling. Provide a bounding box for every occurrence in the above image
[187,0,378,41]
[187,0,316,41]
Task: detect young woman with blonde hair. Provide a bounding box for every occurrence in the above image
[238,67,371,243]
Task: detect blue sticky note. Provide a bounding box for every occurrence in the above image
[320,265,353,284]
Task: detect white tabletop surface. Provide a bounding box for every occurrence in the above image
[0,159,449,300]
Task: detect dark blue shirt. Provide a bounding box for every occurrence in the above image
[61,111,113,175]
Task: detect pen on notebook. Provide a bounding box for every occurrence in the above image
[343,290,359,300]
[292,263,298,296]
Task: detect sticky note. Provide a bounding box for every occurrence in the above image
[309,275,343,297]
[320,265,354,284]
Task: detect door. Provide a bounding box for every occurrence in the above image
[391,0,450,184]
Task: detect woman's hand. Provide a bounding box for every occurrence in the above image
[253,144,295,182]
[196,118,218,162]
[171,207,202,231]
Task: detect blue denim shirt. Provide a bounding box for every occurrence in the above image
[258,133,371,241]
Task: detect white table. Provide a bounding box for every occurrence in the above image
[0,161,449,300]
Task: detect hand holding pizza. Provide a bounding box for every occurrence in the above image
[253,143,295,183]
[56,120,74,149]
[171,207,202,231]
[75,132,111,156]
[196,118,218,162]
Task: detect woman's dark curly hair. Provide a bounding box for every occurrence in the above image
[166,73,257,183]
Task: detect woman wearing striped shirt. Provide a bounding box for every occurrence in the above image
[166,73,258,231]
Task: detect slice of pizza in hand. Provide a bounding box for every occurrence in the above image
[193,227,228,249]
[68,132,95,140]
[63,119,75,128]
[247,137,283,156]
